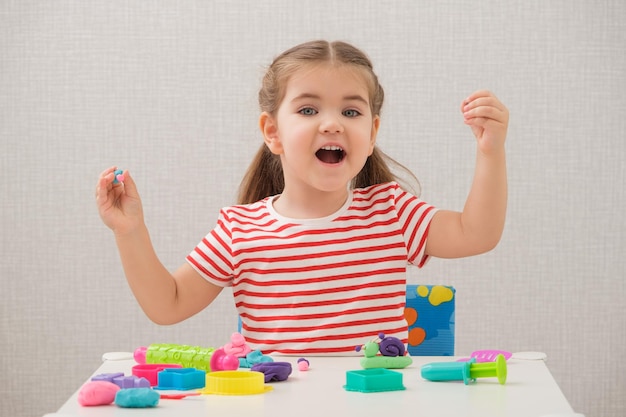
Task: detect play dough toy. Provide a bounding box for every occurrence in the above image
[114,388,160,408]
[251,362,292,382]
[78,381,120,406]
[344,369,405,393]
[112,169,124,184]
[421,354,508,385]
[202,371,273,395]
[356,332,413,369]
[134,344,216,372]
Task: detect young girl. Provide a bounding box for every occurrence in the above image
[96,40,508,355]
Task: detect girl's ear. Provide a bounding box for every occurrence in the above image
[259,112,283,154]
[368,115,380,155]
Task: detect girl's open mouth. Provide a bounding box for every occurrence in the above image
[316,145,345,164]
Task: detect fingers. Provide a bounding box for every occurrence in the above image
[462,90,508,126]
[95,166,125,203]
[119,170,139,199]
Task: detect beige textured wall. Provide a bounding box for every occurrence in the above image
[1,1,624,416]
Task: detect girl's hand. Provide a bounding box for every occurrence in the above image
[462,90,509,155]
[95,166,144,235]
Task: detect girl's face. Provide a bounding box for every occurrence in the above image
[262,63,380,199]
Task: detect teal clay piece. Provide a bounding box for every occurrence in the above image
[360,355,413,369]
[114,388,160,408]
[344,369,405,393]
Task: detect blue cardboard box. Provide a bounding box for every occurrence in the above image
[405,285,455,356]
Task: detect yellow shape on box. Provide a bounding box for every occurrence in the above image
[417,285,454,306]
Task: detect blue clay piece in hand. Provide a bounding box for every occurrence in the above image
[114,388,160,408]
[113,169,124,184]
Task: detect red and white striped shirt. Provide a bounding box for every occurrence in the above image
[187,182,437,355]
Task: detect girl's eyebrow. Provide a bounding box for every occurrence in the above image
[290,93,369,105]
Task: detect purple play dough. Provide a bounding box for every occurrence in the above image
[251,361,292,382]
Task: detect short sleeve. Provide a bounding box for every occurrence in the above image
[392,184,438,267]
[186,209,235,287]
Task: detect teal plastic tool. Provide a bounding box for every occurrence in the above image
[421,353,507,385]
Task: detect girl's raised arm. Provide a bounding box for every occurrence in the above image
[425,90,508,259]
[96,168,222,324]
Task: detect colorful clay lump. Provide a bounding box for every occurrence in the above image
[112,169,125,184]
[114,388,160,408]
[421,353,508,385]
[355,332,413,369]
[251,361,292,382]
[238,349,274,368]
[78,381,120,406]
[297,357,310,371]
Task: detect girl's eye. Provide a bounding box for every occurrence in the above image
[343,109,361,118]
[299,107,317,116]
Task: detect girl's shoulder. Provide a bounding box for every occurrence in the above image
[219,197,272,221]
[352,181,410,200]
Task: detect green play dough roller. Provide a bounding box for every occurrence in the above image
[420,353,507,385]
[135,344,216,372]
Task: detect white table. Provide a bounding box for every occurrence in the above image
[54,354,575,417]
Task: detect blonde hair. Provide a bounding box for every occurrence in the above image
[237,40,420,204]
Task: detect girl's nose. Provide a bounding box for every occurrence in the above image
[319,115,344,134]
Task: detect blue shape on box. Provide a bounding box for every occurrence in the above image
[405,285,455,356]
[156,367,206,390]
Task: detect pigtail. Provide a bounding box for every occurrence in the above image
[237,145,284,205]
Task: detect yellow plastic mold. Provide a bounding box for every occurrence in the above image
[201,371,273,395]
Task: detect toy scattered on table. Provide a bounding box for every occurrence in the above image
[219,332,274,368]
[92,372,151,389]
[132,363,183,386]
[355,332,413,369]
[112,169,125,184]
[156,368,206,390]
[134,343,216,372]
[238,349,274,368]
[210,347,240,371]
[222,332,252,357]
[202,371,273,395]
[457,349,512,363]
[421,353,508,385]
[134,333,254,372]
[344,368,406,393]
[297,357,310,371]
[78,381,120,406]
[115,387,160,408]
[251,362,292,382]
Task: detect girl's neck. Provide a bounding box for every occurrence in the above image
[271,186,350,219]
